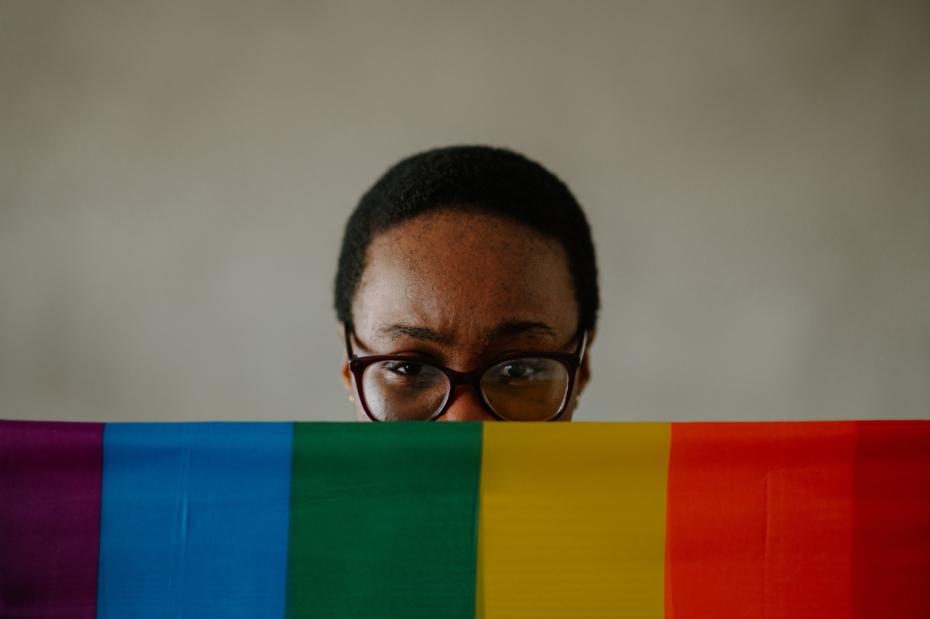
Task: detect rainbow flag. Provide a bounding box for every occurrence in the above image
[1,420,928,618]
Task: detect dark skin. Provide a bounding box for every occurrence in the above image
[340,209,594,421]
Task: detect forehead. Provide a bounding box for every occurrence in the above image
[351,209,578,344]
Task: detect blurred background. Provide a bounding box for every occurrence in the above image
[1,1,928,422]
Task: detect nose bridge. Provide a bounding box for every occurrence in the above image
[437,383,495,422]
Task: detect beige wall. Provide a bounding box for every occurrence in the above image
[1,1,928,422]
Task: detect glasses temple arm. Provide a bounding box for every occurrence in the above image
[576,329,588,363]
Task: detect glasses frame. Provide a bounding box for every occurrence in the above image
[344,325,588,422]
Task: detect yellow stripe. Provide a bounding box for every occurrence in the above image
[477,422,670,618]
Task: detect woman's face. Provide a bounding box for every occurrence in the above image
[341,209,592,421]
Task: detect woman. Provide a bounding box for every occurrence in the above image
[334,145,599,421]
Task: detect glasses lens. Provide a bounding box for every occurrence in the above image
[480,358,570,421]
[361,360,449,421]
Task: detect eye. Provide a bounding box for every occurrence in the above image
[502,361,535,379]
[385,361,425,376]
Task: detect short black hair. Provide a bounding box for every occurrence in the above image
[334,145,599,331]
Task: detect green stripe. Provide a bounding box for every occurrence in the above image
[286,422,483,619]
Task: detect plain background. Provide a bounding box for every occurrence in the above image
[1,1,928,422]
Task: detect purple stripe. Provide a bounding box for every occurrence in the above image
[0,421,104,619]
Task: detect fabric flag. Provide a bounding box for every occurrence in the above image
[1,419,928,618]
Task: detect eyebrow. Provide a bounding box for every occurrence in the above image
[378,320,557,345]
[377,324,452,344]
[486,320,557,341]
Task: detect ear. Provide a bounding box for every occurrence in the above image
[340,360,352,392]
[337,322,352,392]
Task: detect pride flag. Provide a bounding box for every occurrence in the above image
[1,420,928,618]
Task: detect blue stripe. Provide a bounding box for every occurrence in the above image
[97,423,293,618]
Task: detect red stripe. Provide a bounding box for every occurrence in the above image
[665,421,857,619]
[852,420,930,618]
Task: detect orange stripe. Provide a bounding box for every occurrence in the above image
[665,422,857,619]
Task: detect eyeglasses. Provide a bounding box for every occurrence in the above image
[344,325,587,422]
